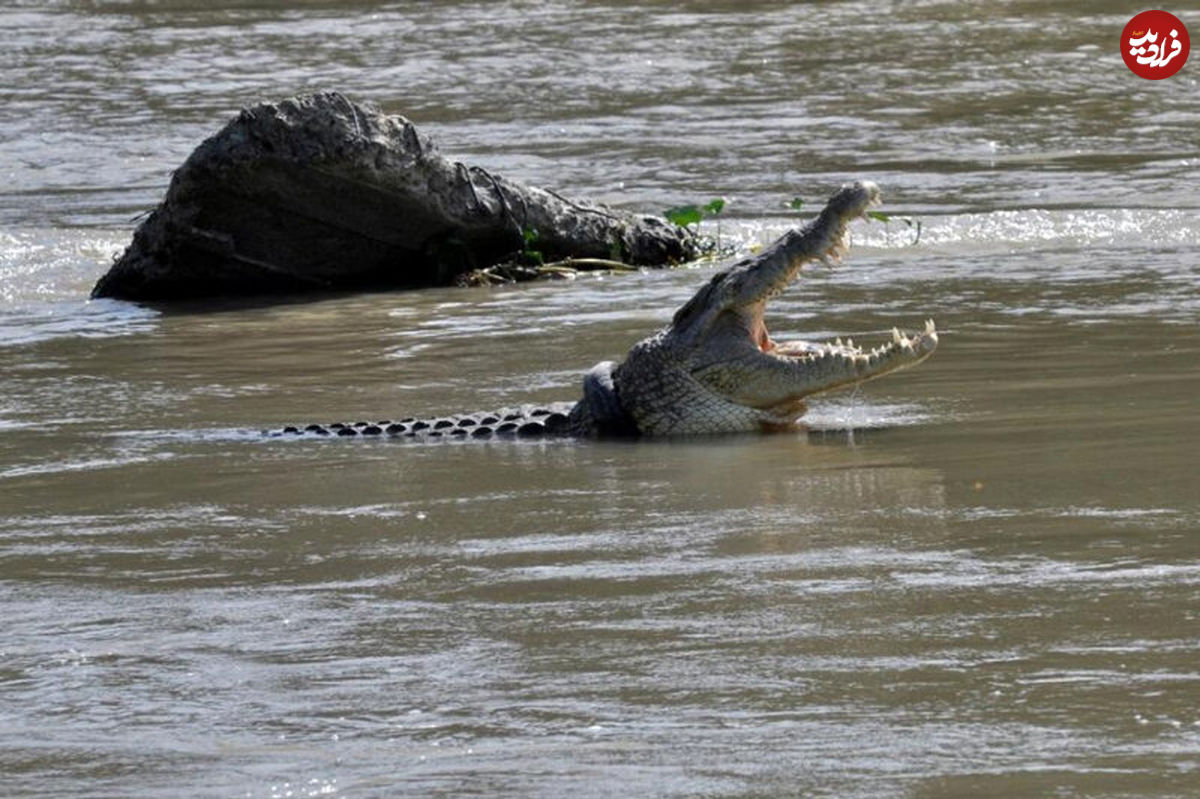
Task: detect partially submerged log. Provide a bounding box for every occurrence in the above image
[92,92,699,301]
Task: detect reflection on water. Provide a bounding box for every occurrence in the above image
[1,1,1199,797]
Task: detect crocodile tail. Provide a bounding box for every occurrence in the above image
[267,403,577,440]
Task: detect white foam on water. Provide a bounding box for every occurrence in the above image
[0,228,157,347]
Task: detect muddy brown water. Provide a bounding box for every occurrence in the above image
[2,2,1199,797]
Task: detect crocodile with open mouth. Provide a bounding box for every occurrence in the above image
[272,181,937,440]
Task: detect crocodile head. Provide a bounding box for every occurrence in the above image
[609,181,938,435]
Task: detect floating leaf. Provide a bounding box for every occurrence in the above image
[664,204,703,227]
[702,197,726,216]
[522,227,540,245]
[866,210,891,222]
[788,197,805,211]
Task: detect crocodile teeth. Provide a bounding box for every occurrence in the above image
[925,319,936,334]
[846,338,855,350]
[892,327,902,344]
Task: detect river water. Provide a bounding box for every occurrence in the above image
[3,2,1200,797]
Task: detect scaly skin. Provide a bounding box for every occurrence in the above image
[273,181,937,440]
[605,180,937,435]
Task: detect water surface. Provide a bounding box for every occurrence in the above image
[2,2,1199,797]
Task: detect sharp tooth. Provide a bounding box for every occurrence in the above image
[925,318,936,333]
[835,337,843,347]
[892,327,902,344]
[847,338,855,349]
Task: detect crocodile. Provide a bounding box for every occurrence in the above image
[271,181,937,440]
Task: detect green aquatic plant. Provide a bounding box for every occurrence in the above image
[864,209,922,246]
[665,197,729,252]
[663,204,703,228]
[520,226,544,266]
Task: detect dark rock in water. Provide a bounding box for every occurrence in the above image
[92,92,698,302]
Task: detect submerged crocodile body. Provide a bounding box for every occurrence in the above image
[272,181,937,440]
